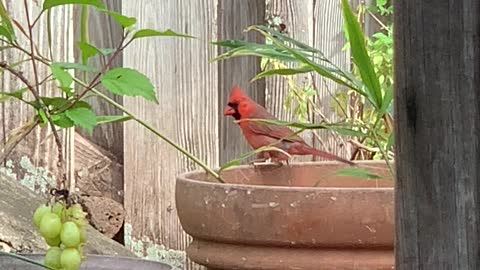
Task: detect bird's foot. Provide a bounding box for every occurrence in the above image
[251,158,285,169]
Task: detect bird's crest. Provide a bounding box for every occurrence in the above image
[229,85,249,103]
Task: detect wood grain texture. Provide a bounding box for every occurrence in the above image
[123,0,218,268]
[217,0,266,165]
[394,0,480,269]
[73,0,124,159]
[265,0,314,162]
[312,0,352,158]
[0,1,74,181]
[75,132,123,203]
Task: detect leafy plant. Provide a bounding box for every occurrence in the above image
[212,0,395,176]
[0,0,221,268]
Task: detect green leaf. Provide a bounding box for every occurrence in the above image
[341,0,383,109]
[78,41,101,64]
[37,108,48,124]
[0,25,13,42]
[379,87,394,117]
[50,64,73,93]
[96,115,132,124]
[101,68,158,103]
[252,66,314,81]
[65,107,97,134]
[41,97,69,110]
[335,168,381,180]
[52,113,75,128]
[132,29,195,40]
[0,88,27,102]
[100,9,136,28]
[0,1,15,41]
[43,0,105,10]
[98,48,115,55]
[52,62,98,72]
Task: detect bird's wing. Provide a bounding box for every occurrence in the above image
[246,120,306,144]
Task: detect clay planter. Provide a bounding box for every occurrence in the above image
[176,161,394,270]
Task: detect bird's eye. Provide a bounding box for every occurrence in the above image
[228,102,238,108]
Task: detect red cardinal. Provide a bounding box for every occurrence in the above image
[223,86,354,165]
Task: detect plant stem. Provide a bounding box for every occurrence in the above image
[0,61,66,188]
[74,34,126,102]
[72,77,223,182]
[22,0,66,187]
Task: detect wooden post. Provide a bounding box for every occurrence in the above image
[394,0,480,269]
[217,0,265,165]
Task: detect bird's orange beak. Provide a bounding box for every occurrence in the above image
[224,106,235,116]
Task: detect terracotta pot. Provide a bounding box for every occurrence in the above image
[176,161,394,270]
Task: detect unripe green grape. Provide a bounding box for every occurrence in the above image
[45,235,61,247]
[60,248,82,270]
[39,212,62,239]
[79,227,87,243]
[61,221,81,248]
[44,247,62,269]
[51,201,66,220]
[33,204,51,229]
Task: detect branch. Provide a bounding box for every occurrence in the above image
[0,61,66,188]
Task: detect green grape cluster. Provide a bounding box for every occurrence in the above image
[33,202,88,270]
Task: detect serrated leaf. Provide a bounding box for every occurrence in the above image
[335,168,381,180]
[96,115,132,124]
[53,62,98,72]
[78,41,101,64]
[41,97,69,110]
[43,0,105,10]
[101,68,158,103]
[132,29,195,40]
[65,107,97,134]
[52,113,75,128]
[50,64,73,93]
[100,9,136,28]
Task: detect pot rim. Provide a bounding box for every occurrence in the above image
[177,160,394,192]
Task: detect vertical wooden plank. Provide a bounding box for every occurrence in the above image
[73,1,124,160]
[217,0,266,165]
[394,0,480,269]
[312,0,352,159]
[1,1,74,181]
[264,0,314,162]
[123,1,217,269]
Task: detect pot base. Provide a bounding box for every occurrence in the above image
[187,239,394,270]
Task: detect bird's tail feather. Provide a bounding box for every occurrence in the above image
[293,144,355,166]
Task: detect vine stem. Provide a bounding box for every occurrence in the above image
[71,77,223,182]
[23,0,67,188]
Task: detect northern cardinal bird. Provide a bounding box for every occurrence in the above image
[223,86,354,165]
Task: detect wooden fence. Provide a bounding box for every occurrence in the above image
[1,0,360,269]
